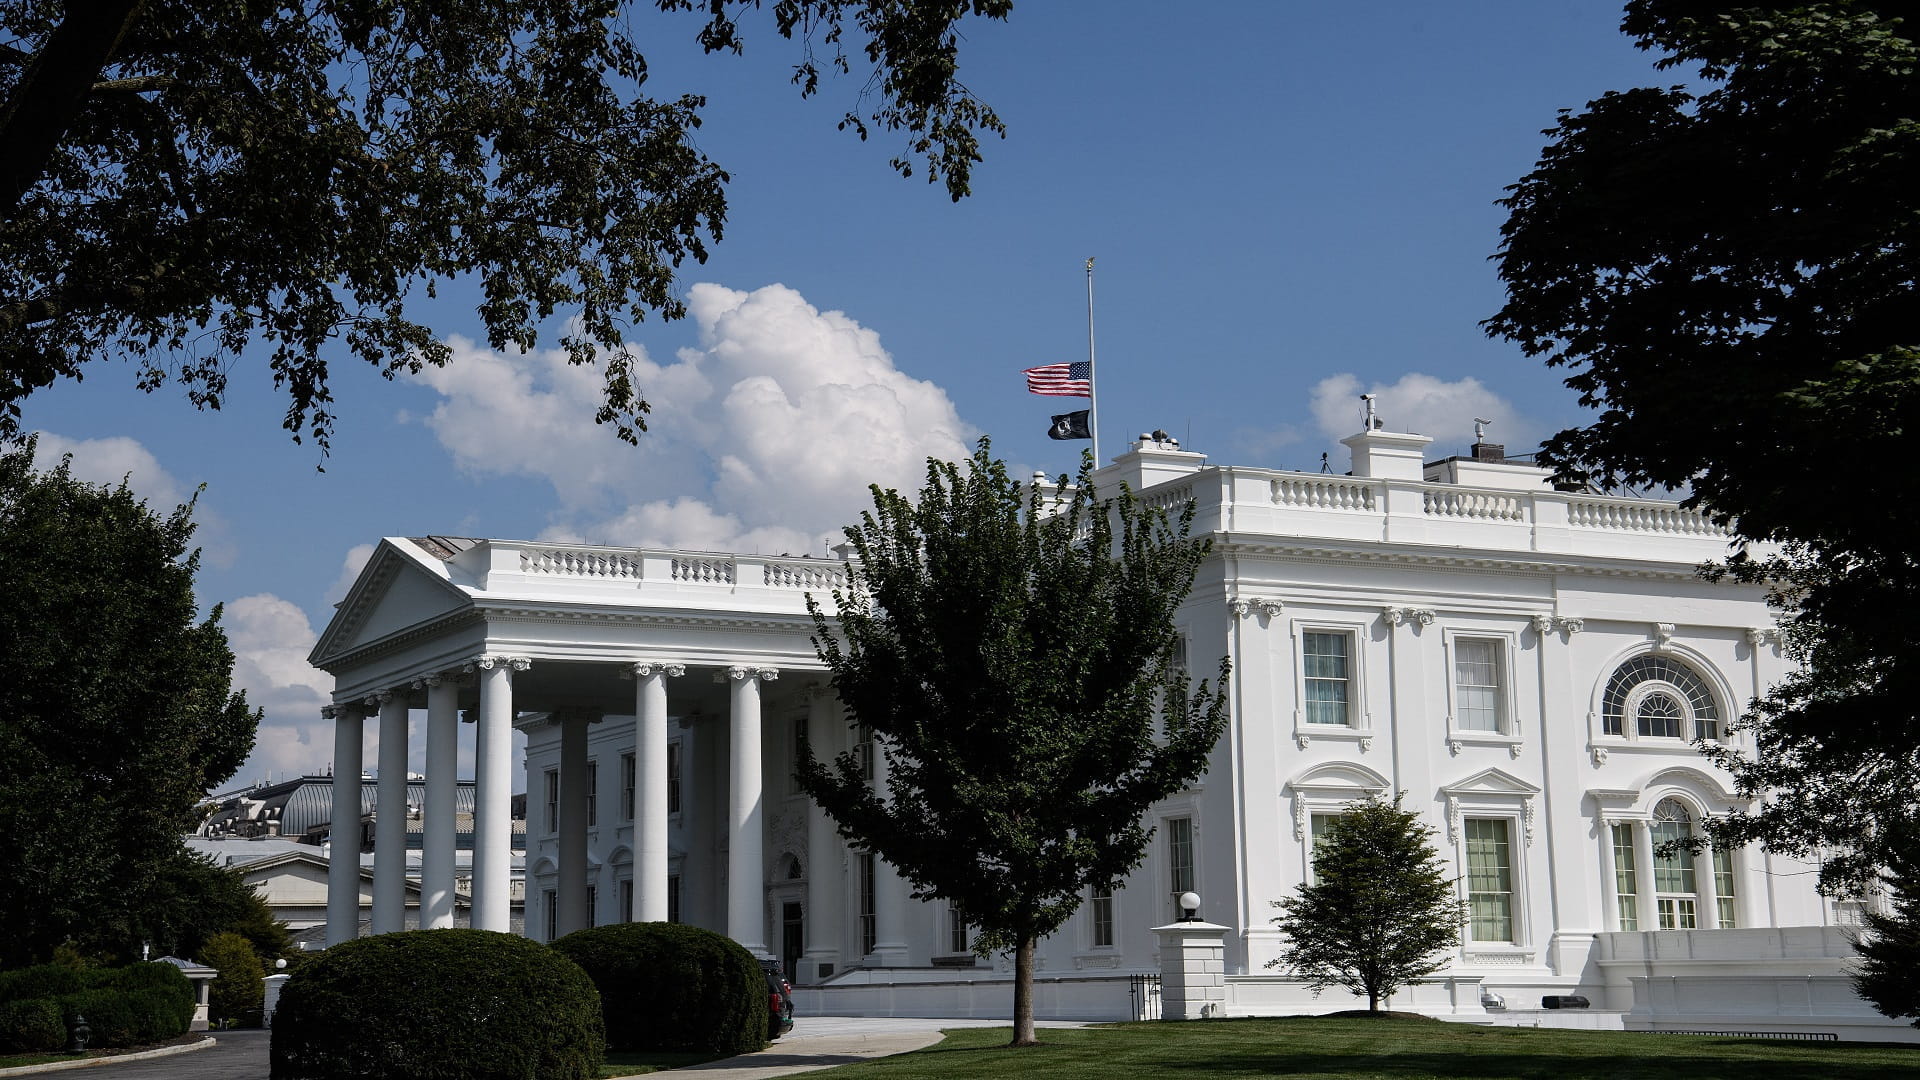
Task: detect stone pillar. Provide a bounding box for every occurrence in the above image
[420,674,459,928]
[1632,821,1659,931]
[1698,842,1723,929]
[557,708,592,938]
[728,666,775,957]
[632,662,682,922]
[472,656,525,932]
[371,690,409,935]
[1153,919,1230,1020]
[801,688,844,981]
[263,973,292,1027]
[1598,817,1622,932]
[1532,614,1596,972]
[325,703,365,946]
[868,734,911,966]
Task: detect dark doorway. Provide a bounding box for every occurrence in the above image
[781,901,803,982]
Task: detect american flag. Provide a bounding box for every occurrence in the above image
[1023,362,1091,397]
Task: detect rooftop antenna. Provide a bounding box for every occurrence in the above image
[1360,393,1379,431]
[1473,417,1492,443]
[1320,452,1332,474]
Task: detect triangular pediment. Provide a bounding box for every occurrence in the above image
[310,539,474,668]
[1439,767,1541,798]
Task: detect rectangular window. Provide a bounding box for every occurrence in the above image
[543,888,558,941]
[1466,819,1515,942]
[619,879,633,923]
[947,907,970,954]
[858,854,877,956]
[544,769,559,835]
[1308,813,1343,885]
[792,715,810,796]
[1712,847,1738,928]
[857,724,875,782]
[1089,886,1114,948]
[586,761,598,827]
[667,874,681,924]
[667,743,682,814]
[1652,818,1698,930]
[1612,824,1639,932]
[1303,632,1352,726]
[1167,816,1195,899]
[1454,638,1504,732]
[585,884,597,929]
[620,752,636,821]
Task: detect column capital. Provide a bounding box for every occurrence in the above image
[1558,616,1584,635]
[1383,605,1435,628]
[728,665,780,682]
[629,661,687,679]
[1530,614,1555,635]
[363,689,396,709]
[413,673,446,689]
[464,655,532,673]
[1746,625,1782,647]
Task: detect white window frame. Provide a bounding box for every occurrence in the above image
[1154,795,1202,923]
[1440,769,1539,961]
[1443,628,1522,753]
[937,901,972,959]
[1286,763,1390,888]
[1589,647,1733,754]
[1463,816,1517,944]
[1290,619,1371,746]
[1086,884,1117,951]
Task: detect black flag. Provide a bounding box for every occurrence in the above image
[1048,410,1091,441]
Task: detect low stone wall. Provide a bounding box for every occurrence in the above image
[791,971,1141,1022]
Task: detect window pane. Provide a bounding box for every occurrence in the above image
[1612,824,1639,931]
[1303,632,1352,726]
[1713,846,1737,928]
[1090,887,1114,948]
[1455,639,1502,731]
[1651,819,1696,894]
[1167,817,1194,896]
[667,743,682,814]
[620,753,636,821]
[1466,819,1514,942]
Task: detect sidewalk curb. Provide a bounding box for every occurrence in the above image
[0,1038,216,1077]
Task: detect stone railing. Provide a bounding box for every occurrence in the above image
[671,555,735,585]
[484,542,849,597]
[1423,489,1526,522]
[1270,476,1377,512]
[1566,496,1731,537]
[762,559,848,590]
[520,547,642,579]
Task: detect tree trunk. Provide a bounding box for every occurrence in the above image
[0,0,149,215]
[1010,933,1038,1046]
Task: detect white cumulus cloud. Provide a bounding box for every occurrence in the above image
[224,593,334,785]
[30,431,236,566]
[409,283,974,551]
[1310,373,1534,461]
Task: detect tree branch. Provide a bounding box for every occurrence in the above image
[0,0,151,216]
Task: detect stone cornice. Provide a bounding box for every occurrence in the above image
[1213,535,1739,583]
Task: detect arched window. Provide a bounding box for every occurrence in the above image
[1651,799,1700,929]
[1601,656,1721,740]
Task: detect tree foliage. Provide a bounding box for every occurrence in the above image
[1484,1,1920,891]
[1268,796,1465,1013]
[0,0,1010,452]
[0,439,258,966]
[200,930,264,1027]
[1852,840,1920,1026]
[798,440,1230,1045]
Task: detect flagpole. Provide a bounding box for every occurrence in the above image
[1085,256,1101,467]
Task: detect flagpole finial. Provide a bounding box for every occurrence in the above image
[1085,256,1095,272]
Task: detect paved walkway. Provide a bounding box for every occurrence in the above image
[6,1019,1084,1080]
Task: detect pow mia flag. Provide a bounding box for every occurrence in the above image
[1048,410,1091,441]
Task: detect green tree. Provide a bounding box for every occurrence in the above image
[0,0,1010,452]
[1268,796,1465,1014]
[200,930,264,1027]
[1853,840,1920,1026]
[797,441,1230,1046]
[1484,2,1920,891]
[0,439,258,966]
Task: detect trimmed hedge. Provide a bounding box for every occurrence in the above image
[550,922,765,1054]
[0,962,193,1053]
[269,929,604,1080]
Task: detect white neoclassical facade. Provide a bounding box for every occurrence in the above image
[310,425,1892,1033]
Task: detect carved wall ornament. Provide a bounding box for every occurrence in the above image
[1557,617,1584,635]
[1530,614,1555,635]
[1253,599,1285,618]
[1381,606,1405,626]
[464,655,532,673]
[320,704,340,720]
[1746,626,1782,647]
[1358,736,1374,753]
[727,665,781,682]
[1295,733,1312,751]
[363,689,394,709]
[1446,796,1462,844]
[413,673,444,690]
[1228,599,1252,619]
[1447,738,1464,757]
[1652,623,1676,648]
[1590,746,1610,767]
[1383,606,1436,628]
[1508,741,1525,760]
[1522,800,1537,845]
[1292,798,1308,842]
[629,661,687,679]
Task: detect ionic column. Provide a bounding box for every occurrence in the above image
[471,656,526,932]
[556,707,596,938]
[801,687,844,981]
[868,735,910,966]
[325,703,365,946]
[1698,844,1723,930]
[632,662,683,922]
[419,674,459,928]
[1597,817,1621,931]
[371,690,410,934]
[728,665,776,957]
[1632,821,1660,931]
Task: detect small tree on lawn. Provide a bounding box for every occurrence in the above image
[1269,795,1465,1013]
[1853,835,1920,1026]
[798,440,1230,1047]
[200,930,264,1027]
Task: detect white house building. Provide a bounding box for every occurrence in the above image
[307,424,1898,1037]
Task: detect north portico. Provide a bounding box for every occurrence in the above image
[307,538,886,962]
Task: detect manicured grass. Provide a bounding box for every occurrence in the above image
[602,1048,733,1076]
[803,1017,1919,1080]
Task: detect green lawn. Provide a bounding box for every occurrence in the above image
[602,1047,732,1076]
[800,1017,1918,1080]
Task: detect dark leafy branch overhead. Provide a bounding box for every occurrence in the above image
[0,0,1011,453]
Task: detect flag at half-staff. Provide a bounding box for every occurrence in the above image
[1048,410,1091,441]
[1023,362,1091,397]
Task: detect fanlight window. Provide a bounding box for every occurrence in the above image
[1601,656,1720,740]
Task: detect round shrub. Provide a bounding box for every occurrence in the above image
[269,929,603,1080]
[550,922,764,1054]
[0,963,83,1003]
[0,998,65,1054]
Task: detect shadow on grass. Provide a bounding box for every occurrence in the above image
[1156,1047,1920,1080]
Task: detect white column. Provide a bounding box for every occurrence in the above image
[1633,821,1660,931]
[728,665,775,957]
[420,675,458,928]
[472,656,524,932]
[801,688,844,981]
[1698,843,1722,929]
[1597,818,1621,932]
[557,708,591,938]
[325,703,365,946]
[371,690,410,934]
[632,662,681,922]
[1153,919,1230,1020]
[868,734,911,966]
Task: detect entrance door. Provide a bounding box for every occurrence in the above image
[781,901,803,982]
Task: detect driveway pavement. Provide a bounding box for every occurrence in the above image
[4,1018,1087,1080]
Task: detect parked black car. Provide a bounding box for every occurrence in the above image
[761,960,794,1038]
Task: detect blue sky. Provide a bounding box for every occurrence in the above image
[19,2,1666,785]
